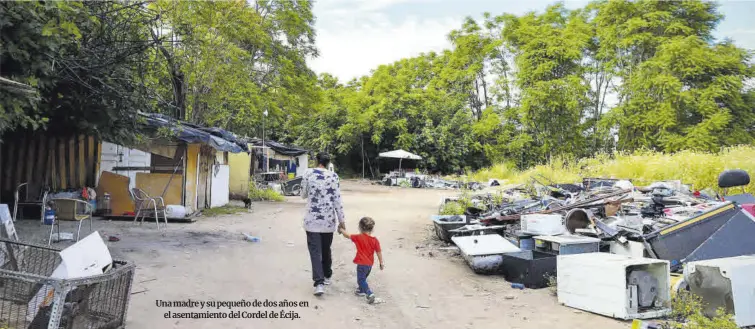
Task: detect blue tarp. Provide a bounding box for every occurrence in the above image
[138,112,248,153]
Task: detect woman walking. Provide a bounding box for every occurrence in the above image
[301,152,346,296]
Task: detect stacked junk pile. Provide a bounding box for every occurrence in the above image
[433,170,755,327]
[380,172,487,190]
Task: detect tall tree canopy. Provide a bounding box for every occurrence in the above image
[2,0,752,175]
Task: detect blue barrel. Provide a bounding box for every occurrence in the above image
[44,209,55,225]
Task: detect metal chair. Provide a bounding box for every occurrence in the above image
[13,182,49,222]
[48,198,93,245]
[130,188,168,229]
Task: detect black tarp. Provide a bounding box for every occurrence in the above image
[139,112,248,153]
[248,139,308,157]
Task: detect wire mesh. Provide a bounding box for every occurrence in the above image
[0,238,135,329]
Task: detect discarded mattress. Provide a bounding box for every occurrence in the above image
[451,234,520,274]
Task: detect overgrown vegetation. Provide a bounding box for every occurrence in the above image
[439,190,475,215]
[248,184,284,202]
[4,1,751,177]
[662,290,739,329]
[471,146,755,194]
[202,205,247,217]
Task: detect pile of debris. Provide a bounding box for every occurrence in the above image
[432,170,755,326]
[379,171,490,190]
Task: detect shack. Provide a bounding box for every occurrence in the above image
[0,112,247,220]
[96,113,248,217]
[228,138,308,199]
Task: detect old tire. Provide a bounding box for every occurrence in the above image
[291,184,302,196]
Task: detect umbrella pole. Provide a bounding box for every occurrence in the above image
[399,158,402,174]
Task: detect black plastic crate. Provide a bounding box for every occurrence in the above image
[500,250,557,289]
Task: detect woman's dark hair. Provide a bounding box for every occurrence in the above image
[358,217,375,233]
[316,152,331,167]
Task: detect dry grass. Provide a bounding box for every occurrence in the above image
[469,146,755,193]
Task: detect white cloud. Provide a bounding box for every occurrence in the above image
[310,0,459,82]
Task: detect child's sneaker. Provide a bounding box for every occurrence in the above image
[354,289,366,297]
[366,294,376,304]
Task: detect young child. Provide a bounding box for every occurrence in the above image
[338,217,384,304]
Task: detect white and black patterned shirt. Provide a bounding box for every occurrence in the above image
[301,167,345,233]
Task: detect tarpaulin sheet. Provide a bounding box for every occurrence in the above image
[139,112,248,153]
[249,139,307,157]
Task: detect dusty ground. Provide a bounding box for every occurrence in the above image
[13,181,631,329]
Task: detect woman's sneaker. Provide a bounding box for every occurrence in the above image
[354,289,366,297]
[314,285,325,296]
[324,278,332,285]
[366,294,376,304]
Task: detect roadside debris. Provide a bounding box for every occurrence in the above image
[242,233,260,242]
[428,169,755,322]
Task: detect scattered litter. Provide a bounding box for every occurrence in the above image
[504,295,516,300]
[51,232,74,242]
[511,283,525,290]
[415,305,430,309]
[131,289,149,295]
[242,233,260,242]
[108,236,120,242]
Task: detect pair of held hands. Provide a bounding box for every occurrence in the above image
[337,223,384,270]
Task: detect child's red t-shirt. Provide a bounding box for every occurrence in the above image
[350,233,381,266]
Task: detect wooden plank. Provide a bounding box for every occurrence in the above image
[12,135,24,191]
[93,137,100,186]
[18,132,34,187]
[0,136,11,192]
[84,135,92,187]
[55,137,64,190]
[34,136,46,192]
[64,137,73,189]
[95,171,134,215]
[44,137,53,190]
[74,134,81,188]
[135,173,183,206]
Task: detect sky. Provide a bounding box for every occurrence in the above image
[308,0,755,82]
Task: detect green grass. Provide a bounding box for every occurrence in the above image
[469,145,755,194]
[202,205,248,217]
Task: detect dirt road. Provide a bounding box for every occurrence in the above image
[88,181,630,329]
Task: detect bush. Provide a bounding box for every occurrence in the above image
[439,201,464,215]
[249,184,284,202]
[661,290,739,329]
[471,146,755,194]
[439,189,475,215]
